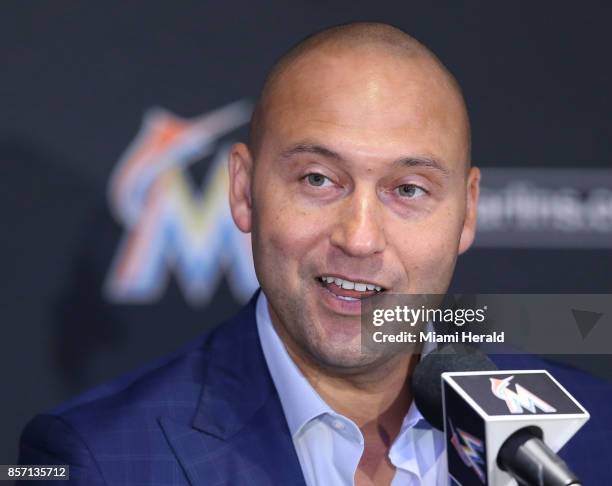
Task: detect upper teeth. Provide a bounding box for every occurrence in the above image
[321,276,382,292]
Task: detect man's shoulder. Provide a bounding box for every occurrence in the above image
[20,296,261,458]
[53,331,211,431]
[20,328,211,468]
[18,293,307,485]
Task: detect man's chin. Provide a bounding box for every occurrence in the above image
[305,341,387,373]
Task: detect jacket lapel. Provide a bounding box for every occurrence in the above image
[160,292,306,485]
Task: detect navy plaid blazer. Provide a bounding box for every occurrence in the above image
[18,291,612,485]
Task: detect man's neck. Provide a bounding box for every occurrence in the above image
[270,312,418,437]
[268,305,421,486]
[296,350,415,429]
[281,330,418,486]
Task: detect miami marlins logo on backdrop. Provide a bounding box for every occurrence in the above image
[105,101,259,305]
[448,420,486,483]
[490,375,557,414]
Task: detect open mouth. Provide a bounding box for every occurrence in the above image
[317,275,386,301]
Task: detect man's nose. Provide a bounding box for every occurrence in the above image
[330,189,386,257]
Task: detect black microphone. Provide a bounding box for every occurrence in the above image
[412,346,589,486]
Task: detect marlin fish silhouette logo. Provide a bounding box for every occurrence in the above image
[490,375,557,414]
[105,101,259,306]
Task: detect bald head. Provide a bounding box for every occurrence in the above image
[249,22,471,163]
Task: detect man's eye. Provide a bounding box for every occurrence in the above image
[305,173,329,187]
[397,184,426,198]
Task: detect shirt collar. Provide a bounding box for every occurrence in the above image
[256,291,331,436]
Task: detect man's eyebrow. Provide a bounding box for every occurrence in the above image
[393,156,450,176]
[279,143,343,161]
[279,143,450,176]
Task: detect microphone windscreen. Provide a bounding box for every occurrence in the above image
[412,344,498,430]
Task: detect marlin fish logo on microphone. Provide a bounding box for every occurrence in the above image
[490,375,557,414]
[448,420,486,483]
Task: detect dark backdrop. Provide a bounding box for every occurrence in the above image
[1,0,611,464]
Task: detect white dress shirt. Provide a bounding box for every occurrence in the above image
[255,292,447,486]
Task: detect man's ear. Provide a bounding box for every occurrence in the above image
[458,167,481,255]
[228,142,254,233]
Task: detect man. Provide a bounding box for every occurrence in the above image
[18,22,612,485]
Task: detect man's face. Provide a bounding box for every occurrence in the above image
[230,47,479,371]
